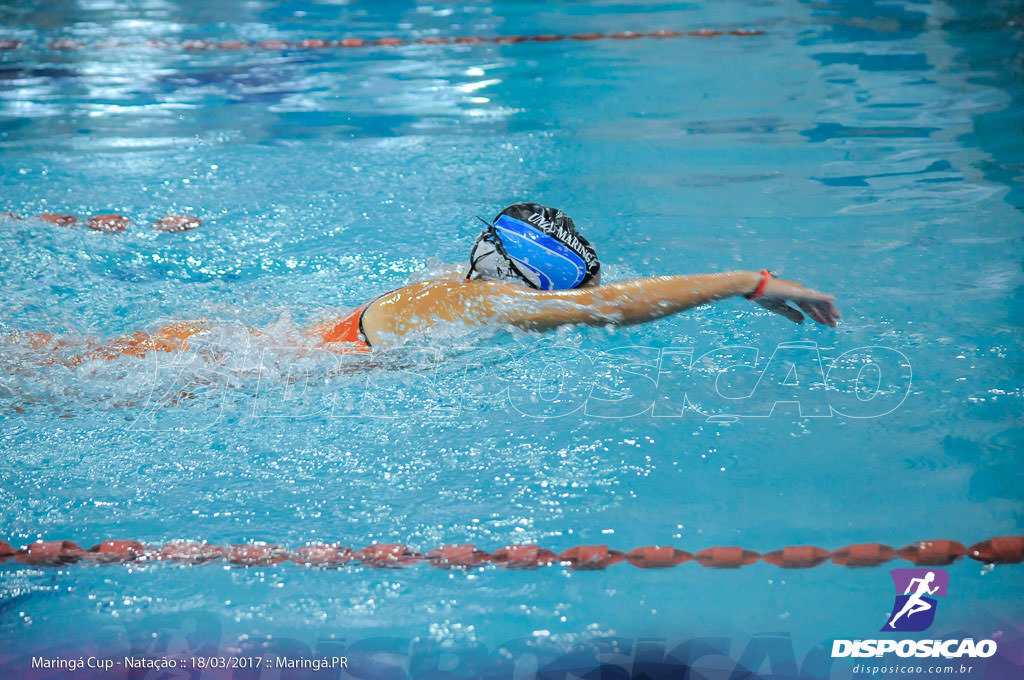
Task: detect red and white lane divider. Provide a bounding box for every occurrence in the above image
[1,536,1021,570]
[0,29,765,53]
[1,211,200,233]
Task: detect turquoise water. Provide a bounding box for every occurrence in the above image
[1,0,1022,677]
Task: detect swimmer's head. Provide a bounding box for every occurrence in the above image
[466,203,600,290]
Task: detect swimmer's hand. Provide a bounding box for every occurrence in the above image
[755,276,841,327]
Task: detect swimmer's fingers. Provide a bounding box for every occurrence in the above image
[798,293,841,326]
[807,299,841,326]
[761,278,841,327]
[756,298,804,324]
[796,300,836,327]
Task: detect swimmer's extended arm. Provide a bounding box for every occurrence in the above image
[360,271,839,344]
[497,271,841,329]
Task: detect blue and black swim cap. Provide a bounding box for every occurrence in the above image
[467,203,600,290]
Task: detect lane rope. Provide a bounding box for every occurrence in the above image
[0,29,766,54]
[1,536,1021,570]
[1,211,199,233]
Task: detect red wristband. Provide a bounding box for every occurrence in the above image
[745,269,772,301]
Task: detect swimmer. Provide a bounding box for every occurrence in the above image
[13,202,840,363]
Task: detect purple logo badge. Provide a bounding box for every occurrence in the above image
[881,568,949,632]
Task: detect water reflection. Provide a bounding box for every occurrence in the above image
[0,1,512,148]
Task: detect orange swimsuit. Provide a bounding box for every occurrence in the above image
[319,299,374,352]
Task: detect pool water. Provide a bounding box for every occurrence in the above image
[1,0,1022,677]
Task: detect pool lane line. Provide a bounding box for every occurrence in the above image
[1,211,200,233]
[1,536,1021,569]
[0,29,766,53]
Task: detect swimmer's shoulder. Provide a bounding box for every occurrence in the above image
[359,279,524,344]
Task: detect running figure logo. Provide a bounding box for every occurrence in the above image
[882,568,949,632]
